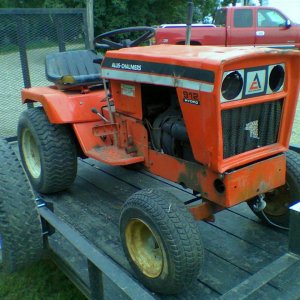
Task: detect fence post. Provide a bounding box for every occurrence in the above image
[55,16,66,52]
[86,0,94,49]
[15,15,33,109]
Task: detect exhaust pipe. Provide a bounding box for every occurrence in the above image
[185,0,194,45]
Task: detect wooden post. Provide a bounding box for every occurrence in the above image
[86,0,94,49]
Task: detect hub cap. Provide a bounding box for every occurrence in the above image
[125,218,164,278]
[22,128,41,179]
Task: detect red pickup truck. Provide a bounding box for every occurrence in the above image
[155,6,300,49]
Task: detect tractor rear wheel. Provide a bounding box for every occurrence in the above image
[0,138,44,272]
[120,188,204,294]
[247,150,300,228]
[18,107,77,193]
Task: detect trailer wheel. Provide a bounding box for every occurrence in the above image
[18,107,77,193]
[0,138,44,272]
[120,188,204,294]
[248,150,300,228]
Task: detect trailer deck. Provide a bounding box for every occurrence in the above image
[33,154,300,299]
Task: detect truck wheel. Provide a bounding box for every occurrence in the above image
[120,188,204,294]
[248,150,300,228]
[0,138,44,272]
[18,107,77,193]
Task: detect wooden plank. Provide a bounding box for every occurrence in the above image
[199,221,277,274]
[270,257,300,291]
[240,285,285,300]
[198,251,249,294]
[82,159,196,202]
[211,210,288,256]
[220,253,298,300]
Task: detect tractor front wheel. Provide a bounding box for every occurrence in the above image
[248,150,300,228]
[18,107,77,194]
[120,188,204,294]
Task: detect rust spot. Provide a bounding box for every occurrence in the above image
[177,159,204,193]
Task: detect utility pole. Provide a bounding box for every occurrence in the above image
[86,0,94,49]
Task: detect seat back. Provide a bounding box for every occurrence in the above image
[45,50,103,88]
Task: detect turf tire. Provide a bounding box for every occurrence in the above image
[0,138,44,272]
[18,107,77,193]
[120,188,204,294]
[247,150,300,228]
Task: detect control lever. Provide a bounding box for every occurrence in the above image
[91,107,109,122]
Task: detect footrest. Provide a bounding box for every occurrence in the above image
[86,146,144,166]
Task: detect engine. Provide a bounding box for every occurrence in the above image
[143,90,195,162]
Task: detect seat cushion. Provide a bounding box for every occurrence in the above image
[45,50,103,87]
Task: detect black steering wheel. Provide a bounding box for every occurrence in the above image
[94,26,155,50]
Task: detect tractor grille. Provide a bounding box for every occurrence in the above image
[222,99,283,158]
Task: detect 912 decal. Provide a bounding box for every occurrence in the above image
[183,91,200,105]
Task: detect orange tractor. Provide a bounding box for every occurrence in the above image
[17,27,300,294]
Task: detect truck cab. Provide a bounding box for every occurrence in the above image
[215,6,300,48]
[155,6,300,49]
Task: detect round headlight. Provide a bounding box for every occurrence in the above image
[221,71,243,100]
[269,65,285,92]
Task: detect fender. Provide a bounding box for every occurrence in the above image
[22,86,107,124]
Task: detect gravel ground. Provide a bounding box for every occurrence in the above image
[0,48,299,145]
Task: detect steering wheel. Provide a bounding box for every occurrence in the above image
[94,26,155,50]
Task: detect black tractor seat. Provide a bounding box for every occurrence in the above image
[45,50,103,89]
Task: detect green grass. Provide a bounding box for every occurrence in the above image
[0,260,85,300]
[0,40,84,55]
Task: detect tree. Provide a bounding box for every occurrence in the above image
[0,0,220,32]
[221,0,238,6]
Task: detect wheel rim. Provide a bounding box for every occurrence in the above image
[22,128,41,179]
[125,218,164,278]
[264,184,291,216]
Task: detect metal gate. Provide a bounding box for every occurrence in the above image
[0,8,88,138]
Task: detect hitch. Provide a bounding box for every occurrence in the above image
[252,194,267,212]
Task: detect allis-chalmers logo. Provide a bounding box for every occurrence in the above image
[245,70,266,95]
[249,73,262,92]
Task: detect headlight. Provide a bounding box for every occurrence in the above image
[221,70,243,102]
[268,64,285,93]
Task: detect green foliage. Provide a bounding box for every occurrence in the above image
[221,0,238,6]
[0,0,220,33]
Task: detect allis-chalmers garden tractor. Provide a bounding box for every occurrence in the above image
[17,27,300,294]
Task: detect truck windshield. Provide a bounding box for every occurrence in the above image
[214,9,227,27]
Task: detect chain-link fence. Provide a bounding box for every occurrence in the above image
[0,8,88,138]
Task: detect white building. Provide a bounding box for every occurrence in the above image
[261,0,300,23]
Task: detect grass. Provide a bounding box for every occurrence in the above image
[0,40,84,55]
[0,260,85,300]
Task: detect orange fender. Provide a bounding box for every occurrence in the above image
[22,86,107,124]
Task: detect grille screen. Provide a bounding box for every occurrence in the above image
[222,99,283,158]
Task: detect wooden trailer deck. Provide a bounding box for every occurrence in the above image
[31,154,300,300]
